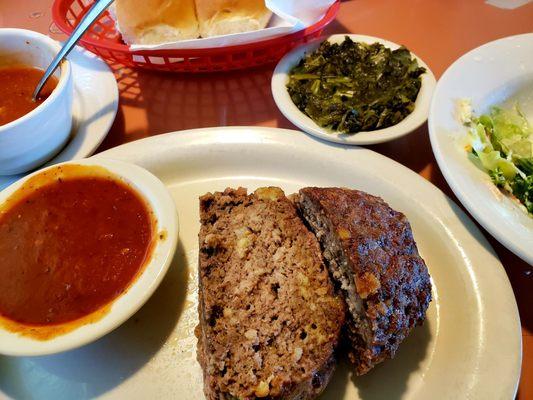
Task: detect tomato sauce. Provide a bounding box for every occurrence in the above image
[0,66,58,126]
[0,175,154,326]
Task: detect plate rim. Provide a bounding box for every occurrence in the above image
[271,34,437,145]
[56,45,119,161]
[428,32,533,265]
[95,126,521,399]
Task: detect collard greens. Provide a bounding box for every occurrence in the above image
[287,37,426,134]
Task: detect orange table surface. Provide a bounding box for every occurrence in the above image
[2,0,533,398]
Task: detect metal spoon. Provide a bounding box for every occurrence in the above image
[32,0,115,101]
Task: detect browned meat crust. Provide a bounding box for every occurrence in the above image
[197,187,346,400]
[296,187,432,375]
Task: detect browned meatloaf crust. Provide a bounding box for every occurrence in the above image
[296,187,432,375]
[196,187,346,400]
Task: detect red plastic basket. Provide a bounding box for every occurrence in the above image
[52,0,340,72]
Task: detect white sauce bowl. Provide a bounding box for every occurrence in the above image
[272,34,436,145]
[0,158,178,356]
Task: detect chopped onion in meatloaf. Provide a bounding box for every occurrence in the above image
[196,187,346,400]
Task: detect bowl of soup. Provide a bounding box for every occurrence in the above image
[0,29,73,175]
[0,159,178,355]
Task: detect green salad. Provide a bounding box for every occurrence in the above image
[462,101,533,215]
[287,37,426,134]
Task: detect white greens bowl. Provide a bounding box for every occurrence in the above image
[272,34,436,145]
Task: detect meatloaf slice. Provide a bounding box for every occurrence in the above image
[196,187,345,400]
[295,187,432,375]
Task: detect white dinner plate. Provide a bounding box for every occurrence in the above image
[272,34,436,145]
[0,46,118,190]
[0,127,520,399]
[428,33,533,265]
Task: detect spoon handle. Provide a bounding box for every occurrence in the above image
[32,0,115,101]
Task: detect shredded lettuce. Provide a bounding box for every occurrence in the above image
[463,101,533,215]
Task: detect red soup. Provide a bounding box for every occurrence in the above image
[0,66,58,126]
[0,169,154,327]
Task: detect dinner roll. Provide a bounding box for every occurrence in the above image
[112,0,199,45]
[195,0,272,38]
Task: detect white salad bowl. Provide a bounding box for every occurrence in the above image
[0,158,178,356]
[272,34,436,145]
[429,33,533,265]
[0,28,73,175]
